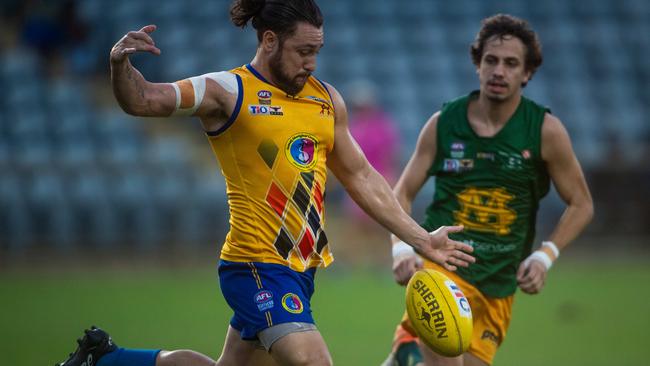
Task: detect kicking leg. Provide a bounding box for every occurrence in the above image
[419,342,462,366]
[268,329,332,366]
[215,325,276,366]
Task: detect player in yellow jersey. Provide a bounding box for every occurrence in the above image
[56,1,476,366]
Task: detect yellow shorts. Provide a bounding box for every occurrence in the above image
[392,262,514,365]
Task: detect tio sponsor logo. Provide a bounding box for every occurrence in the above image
[249,105,284,116]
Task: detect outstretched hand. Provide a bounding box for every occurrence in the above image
[110,25,161,63]
[415,226,475,272]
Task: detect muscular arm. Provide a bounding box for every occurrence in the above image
[541,113,594,249]
[393,113,440,218]
[110,25,177,117]
[109,25,230,126]
[517,113,594,294]
[110,58,177,117]
[324,83,473,269]
[326,87,429,248]
[390,113,441,284]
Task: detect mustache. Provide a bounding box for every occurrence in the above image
[488,79,507,86]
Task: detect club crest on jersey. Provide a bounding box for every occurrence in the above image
[281,293,304,314]
[285,133,318,171]
[254,290,274,311]
[257,90,272,105]
[249,105,284,116]
[454,187,516,235]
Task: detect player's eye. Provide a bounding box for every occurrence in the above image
[484,56,497,64]
[506,59,519,67]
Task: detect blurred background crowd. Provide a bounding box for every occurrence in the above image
[1,0,648,263]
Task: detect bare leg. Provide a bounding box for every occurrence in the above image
[463,353,488,366]
[244,349,280,366]
[418,344,489,366]
[215,326,270,366]
[419,343,463,366]
[154,342,280,366]
[268,330,332,366]
[156,350,217,366]
[124,326,275,366]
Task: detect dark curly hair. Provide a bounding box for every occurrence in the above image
[470,14,543,86]
[230,0,323,43]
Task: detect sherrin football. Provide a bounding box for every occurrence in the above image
[405,269,473,357]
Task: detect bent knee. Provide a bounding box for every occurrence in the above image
[157,350,217,366]
[285,350,332,366]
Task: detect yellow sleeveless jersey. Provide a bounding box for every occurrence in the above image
[207,64,335,271]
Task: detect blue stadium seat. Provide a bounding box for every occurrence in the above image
[110,167,160,247]
[66,168,119,247]
[0,171,30,249]
[24,168,74,247]
[177,170,228,246]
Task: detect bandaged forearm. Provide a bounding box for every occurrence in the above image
[523,241,560,270]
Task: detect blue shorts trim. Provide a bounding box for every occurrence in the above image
[218,260,317,340]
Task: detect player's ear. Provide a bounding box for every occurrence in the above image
[522,69,532,85]
[261,30,279,52]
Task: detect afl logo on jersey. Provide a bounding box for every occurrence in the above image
[285,133,318,171]
[257,90,272,105]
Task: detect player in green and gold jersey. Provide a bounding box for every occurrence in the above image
[383,14,593,366]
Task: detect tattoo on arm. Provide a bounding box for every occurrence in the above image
[137,84,144,99]
[125,64,145,99]
[125,64,133,81]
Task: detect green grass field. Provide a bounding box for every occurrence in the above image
[1,260,649,366]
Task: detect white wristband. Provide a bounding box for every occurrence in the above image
[392,241,416,258]
[523,250,553,270]
[542,241,560,258]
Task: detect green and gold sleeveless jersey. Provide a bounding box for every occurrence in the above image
[423,91,550,297]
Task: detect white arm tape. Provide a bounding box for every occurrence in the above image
[171,82,182,111]
[392,241,416,258]
[523,250,553,270]
[542,241,560,258]
[172,71,237,116]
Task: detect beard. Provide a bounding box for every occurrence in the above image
[483,81,511,103]
[269,48,309,96]
[485,92,508,103]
